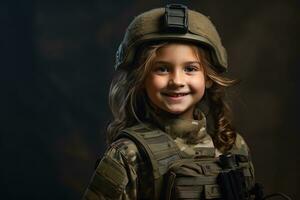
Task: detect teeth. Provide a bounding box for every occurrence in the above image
[169,93,186,97]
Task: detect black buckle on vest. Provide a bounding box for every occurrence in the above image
[164,4,188,33]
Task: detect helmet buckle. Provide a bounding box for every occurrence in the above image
[165,4,188,34]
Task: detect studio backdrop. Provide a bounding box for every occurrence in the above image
[1,0,299,199]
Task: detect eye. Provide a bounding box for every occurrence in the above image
[153,66,169,74]
[184,65,199,73]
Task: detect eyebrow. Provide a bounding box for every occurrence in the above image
[153,61,201,65]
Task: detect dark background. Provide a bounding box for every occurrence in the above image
[1,0,299,199]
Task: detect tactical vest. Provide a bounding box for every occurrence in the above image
[117,123,255,200]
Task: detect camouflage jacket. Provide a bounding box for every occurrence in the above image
[82,124,254,200]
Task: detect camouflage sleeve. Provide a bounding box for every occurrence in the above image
[235,134,251,155]
[82,138,141,200]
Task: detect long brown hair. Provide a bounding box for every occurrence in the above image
[107,42,237,152]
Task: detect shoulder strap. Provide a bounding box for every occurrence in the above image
[117,123,182,200]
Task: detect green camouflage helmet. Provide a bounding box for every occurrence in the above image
[115,4,227,73]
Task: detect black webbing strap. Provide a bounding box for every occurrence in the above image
[165,4,188,33]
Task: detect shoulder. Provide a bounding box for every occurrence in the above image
[230,133,251,156]
[109,137,140,165]
[109,123,157,163]
[96,138,139,177]
[83,131,144,199]
[235,133,250,150]
[84,139,134,199]
[233,133,256,181]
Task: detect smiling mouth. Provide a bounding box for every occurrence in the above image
[162,93,189,97]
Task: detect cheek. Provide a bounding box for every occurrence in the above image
[190,75,206,94]
[145,75,167,94]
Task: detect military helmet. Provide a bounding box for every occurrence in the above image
[115,4,227,73]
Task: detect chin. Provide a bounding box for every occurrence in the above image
[166,109,187,115]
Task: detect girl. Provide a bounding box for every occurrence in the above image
[83,4,256,200]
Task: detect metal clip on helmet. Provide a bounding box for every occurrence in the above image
[115,4,228,73]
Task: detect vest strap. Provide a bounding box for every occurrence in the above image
[118,123,182,199]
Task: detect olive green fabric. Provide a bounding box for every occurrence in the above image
[119,124,255,200]
[82,138,144,200]
[120,124,182,199]
[115,5,227,72]
[86,155,128,199]
[165,158,223,199]
[164,156,254,199]
[82,121,255,200]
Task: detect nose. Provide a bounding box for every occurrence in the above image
[169,70,185,88]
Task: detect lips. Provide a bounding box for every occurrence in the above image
[162,92,189,97]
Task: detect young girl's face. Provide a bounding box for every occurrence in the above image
[144,43,206,119]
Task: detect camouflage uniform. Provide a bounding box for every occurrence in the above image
[82,114,254,200]
[83,4,255,200]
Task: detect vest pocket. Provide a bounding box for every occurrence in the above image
[164,158,221,199]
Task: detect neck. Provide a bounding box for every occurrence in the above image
[147,101,196,121]
[174,106,195,120]
[145,102,208,143]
